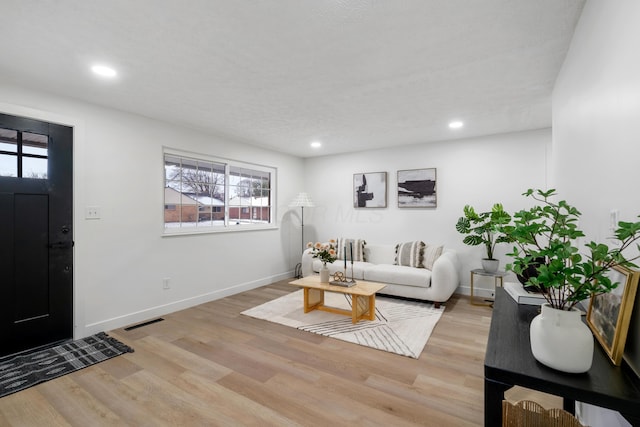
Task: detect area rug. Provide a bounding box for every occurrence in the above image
[242,290,444,358]
[0,332,134,398]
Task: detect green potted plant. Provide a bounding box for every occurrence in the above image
[503,189,640,373]
[455,203,513,272]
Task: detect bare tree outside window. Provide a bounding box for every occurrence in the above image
[164,152,274,231]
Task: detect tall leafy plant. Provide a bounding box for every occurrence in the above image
[456,203,513,260]
[504,189,640,310]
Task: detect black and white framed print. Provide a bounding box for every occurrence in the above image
[353,172,387,208]
[397,168,437,208]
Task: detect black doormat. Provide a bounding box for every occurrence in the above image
[0,332,134,398]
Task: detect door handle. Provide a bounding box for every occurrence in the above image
[48,241,74,249]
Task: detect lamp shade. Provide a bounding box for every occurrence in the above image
[289,192,315,208]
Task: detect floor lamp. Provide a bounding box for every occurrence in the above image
[289,192,314,277]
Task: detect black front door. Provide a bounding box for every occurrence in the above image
[0,113,73,357]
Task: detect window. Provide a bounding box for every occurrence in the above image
[0,128,48,179]
[163,149,276,233]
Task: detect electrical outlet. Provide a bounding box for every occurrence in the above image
[162,278,170,290]
[85,206,101,219]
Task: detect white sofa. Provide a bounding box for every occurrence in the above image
[301,243,460,307]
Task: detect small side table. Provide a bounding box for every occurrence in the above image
[470,268,508,306]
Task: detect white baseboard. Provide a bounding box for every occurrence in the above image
[80,271,294,338]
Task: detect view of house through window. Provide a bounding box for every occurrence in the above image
[164,151,274,231]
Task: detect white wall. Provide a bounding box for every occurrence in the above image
[0,83,306,338]
[553,1,640,244]
[552,1,640,426]
[302,128,550,296]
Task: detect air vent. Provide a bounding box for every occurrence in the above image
[124,318,164,331]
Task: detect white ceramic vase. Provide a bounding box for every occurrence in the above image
[319,264,330,283]
[529,303,594,373]
[482,258,499,273]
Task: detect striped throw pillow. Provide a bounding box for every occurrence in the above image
[336,238,366,262]
[423,245,443,270]
[395,241,425,268]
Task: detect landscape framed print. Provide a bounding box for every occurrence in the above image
[397,168,437,208]
[586,264,640,365]
[353,172,387,208]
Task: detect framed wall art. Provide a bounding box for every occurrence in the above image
[353,172,387,208]
[586,264,640,365]
[397,168,437,208]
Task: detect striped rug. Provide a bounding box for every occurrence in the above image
[0,332,133,398]
[242,289,444,358]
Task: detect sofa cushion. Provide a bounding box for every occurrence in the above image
[395,241,425,268]
[336,238,366,262]
[365,244,396,265]
[364,264,432,288]
[423,245,443,270]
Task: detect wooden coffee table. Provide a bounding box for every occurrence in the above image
[288,276,386,324]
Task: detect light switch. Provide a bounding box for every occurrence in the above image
[610,209,619,231]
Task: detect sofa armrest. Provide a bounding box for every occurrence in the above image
[430,250,460,301]
[301,248,315,277]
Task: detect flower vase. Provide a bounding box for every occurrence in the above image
[319,264,330,283]
[529,303,594,373]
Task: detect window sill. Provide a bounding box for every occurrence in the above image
[162,223,278,237]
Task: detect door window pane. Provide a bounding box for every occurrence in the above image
[0,128,48,179]
[0,153,17,177]
[22,132,48,156]
[22,157,48,179]
[0,128,17,153]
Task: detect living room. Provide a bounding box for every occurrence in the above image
[1,1,639,425]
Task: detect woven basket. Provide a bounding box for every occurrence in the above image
[502,400,586,427]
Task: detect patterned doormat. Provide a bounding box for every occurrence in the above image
[242,290,444,358]
[0,332,134,398]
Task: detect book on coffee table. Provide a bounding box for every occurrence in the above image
[329,280,356,287]
[504,281,547,306]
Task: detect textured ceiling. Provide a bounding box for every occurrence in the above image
[0,0,584,158]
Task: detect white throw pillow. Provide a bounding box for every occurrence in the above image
[336,238,366,262]
[395,241,425,268]
[423,245,443,270]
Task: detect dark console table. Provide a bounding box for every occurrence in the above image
[484,288,640,427]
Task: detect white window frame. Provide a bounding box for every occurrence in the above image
[163,147,277,235]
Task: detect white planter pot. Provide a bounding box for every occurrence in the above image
[319,265,330,283]
[481,258,499,273]
[530,303,594,373]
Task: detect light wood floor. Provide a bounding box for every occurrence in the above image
[0,279,560,426]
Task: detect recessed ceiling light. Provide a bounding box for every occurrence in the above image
[449,121,464,129]
[310,141,322,149]
[91,64,117,78]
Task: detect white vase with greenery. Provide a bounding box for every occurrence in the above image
[503,189,640,373]
[530,304,593,373]
[319,263,330,283]
[308,240,337,283]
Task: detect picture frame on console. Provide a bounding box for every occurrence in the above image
[586,264,640,365]
[354,172,387,208]
[397,168,437,208]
